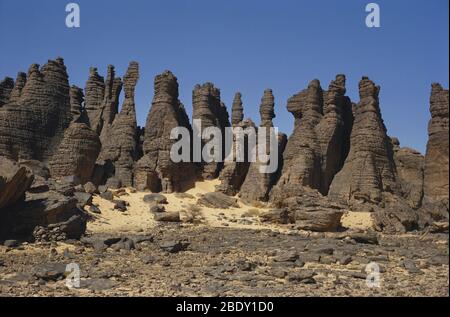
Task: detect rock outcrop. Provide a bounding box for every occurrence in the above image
[270,76,353,202]
[98,62,139,187]
[391,137,424,209]
[9,72,27,104]
[231,92,244,126]
[329,77,397,206]
[0,157,34,210]
[84,66,122,136]
[192,83,230,179]
[0,58,72,162]
[134,71,197,192]
[423,83,449,208]
[0,77,14,107]
[239,90,287,204]
[216,120,255,196]
[49,123,101,184]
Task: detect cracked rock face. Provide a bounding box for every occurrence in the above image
[239,89,287,204]
[49,123,101,184]
[0,58,72,162]
[0,77,14,107]
[192,82,231,179]
[424,83,449,207]
[270,76,353,202]
[84,65,123,137]
[391,137,424,209]
[328,77,397,205]
[98,62,140,187]
[134,71,197,193]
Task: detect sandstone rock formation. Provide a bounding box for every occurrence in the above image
[0,157,34,210]
[270,76,353,202]
[329,77,397,206]
[231,92,244,125]
[239,89,287,204]
[98,62,139,187]
[192,83,230,179]
[69,85,86,122]
[216,119,254,196]
[84,66,122,136]
[9,72,27,104]
[0,58,72,162]
[49,122,101,184]
[134,71,197,192]
[391,137,424,209]
[0,77,14,107]
[424,83,449,207]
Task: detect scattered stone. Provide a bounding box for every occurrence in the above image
[3,240,21,248]
[197,192,239,209]
[113,200,127,212]
[100,191,114,201]
[154,211,181,222]
[83,182,98,194]
[149,204,166,213]
[159,240,189,253]
[143,193,168,205]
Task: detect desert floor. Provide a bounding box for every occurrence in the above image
[0,181,448,297]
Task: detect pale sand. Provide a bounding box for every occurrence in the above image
[340,211,374,230]
[87,179,373,234]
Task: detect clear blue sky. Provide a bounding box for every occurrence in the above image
[0,0,448,153]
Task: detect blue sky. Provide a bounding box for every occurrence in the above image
[0,0,448,153]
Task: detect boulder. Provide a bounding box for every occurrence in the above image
[197,192,239,209]
[0,157,34,210]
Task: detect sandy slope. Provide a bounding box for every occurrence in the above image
[87,179,374,234]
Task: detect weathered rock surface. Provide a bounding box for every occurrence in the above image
[84,66,123,137]
[240,90,287,204]
[216,118,255,196]
[0,157,34,210]
[69,85,86,122]
[98,62,139,187]
[329,77,397,205]
[49,123,101,184]
[231,92,244,125]
[0,58,72,161]
[391,137,424,209]
[197,192,239,209]
[0,77,14,107]
[192,82,231,179]
[271,76,353,202]
[134,71,196,193]
[272,189,345,232]
[424,83,449,208]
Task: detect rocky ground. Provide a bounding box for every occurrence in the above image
[0,224,448,297]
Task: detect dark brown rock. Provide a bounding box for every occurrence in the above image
[134,71,197,193]
[391,137,424,209]
[329,77,397,205]
[0,157,34,210]
[8,72,27,104]
[84,65,123,136]
[98,62,139,186]
[271,76,353,202]
[231,92,244,125]
[239,90,287,204]
[49,122,101,184]
[424,83,449,207]
[192,82,230,179]
[0,58,72,161]
[0,77,14,107]
[216,119,255,196]
[197,192,239,209]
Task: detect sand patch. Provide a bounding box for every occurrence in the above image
[340,211,374,230]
